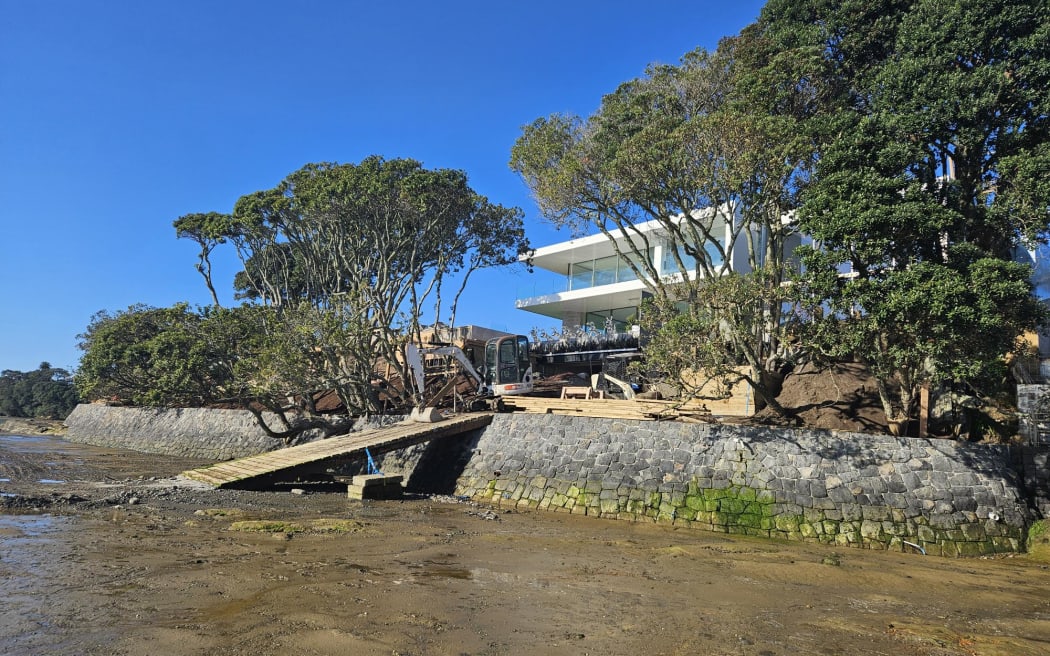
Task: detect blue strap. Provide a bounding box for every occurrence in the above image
[365,447,383,476]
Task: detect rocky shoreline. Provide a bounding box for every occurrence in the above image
[0,416,66,436]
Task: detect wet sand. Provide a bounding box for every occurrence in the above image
[2,432,1050,655]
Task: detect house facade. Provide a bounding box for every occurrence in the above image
[517,211,782,335]
[515,211,776,373]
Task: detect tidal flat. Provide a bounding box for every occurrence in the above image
[2,433,1050,656]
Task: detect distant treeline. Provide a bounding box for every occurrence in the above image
[0,363,79,419]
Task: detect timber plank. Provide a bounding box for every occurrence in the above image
[501,396,726,421]
[204,462,268,476]
[182,413,493,489]
[182,470,226,485]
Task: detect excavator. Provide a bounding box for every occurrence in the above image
[404,334,533,421]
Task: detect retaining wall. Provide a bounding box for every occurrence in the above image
[64,405,1047,556]
[449,414,1034,557]
[63,404,399,461]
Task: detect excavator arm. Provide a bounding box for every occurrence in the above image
[405,343,488,402]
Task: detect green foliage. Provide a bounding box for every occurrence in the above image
[793,250,1045,420]
[83,157,529,439]
[511,46,809,413]
[0,363,79,419]
[511,47,808,282]
[207,157,529,417]
[173,211,232,307]
[637,268,793,412]
[222,157,528,316]
[75,304,231,407]
[747,0,1050,423]
[75,302,368,436]
[513,0,1049,427]
[1028,520,1050,561]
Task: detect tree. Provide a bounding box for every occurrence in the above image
[173,211,231,307]
[75,303,356,440]
[0,363,79,419]
[636,267,795,413]
[76,304,227,407]
[747,0,1050,427]
[793,251,1045,428]
[510,46,810,412]
[80,157,533,440]
[212,158,528,418]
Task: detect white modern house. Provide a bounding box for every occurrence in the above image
[515,210,783,373]
[516,211,787,335]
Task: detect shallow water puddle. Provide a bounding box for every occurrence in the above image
[0,514,69,590]
[0,434,51,452]
[416,565,474,580]
[0,514,72,653]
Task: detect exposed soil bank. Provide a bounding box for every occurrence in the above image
[0,416,65,436]
[2,434,1050,655]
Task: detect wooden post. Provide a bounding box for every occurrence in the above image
[918,384,929,438]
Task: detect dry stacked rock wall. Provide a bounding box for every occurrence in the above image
[453,414,1033,557]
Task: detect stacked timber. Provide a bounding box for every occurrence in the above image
[516,366,759,420]
[346,474,404,500]
[499,396,716,422]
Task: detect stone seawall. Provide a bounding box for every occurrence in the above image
[63,404,399,461]
[64,406,1047,556]
[452,414,1035,557]
[1018,446,1050,518]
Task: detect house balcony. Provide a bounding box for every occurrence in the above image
[515,277,651,321]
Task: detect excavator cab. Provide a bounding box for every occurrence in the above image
[483,335,533,396]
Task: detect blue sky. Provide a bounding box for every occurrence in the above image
[1,0,765,374]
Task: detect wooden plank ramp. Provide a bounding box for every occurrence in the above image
[182,413,493,489]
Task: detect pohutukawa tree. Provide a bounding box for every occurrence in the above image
[511,45,813,413]
[745,0,1050,429]
[80,157,530,440]
[174,211,230,308]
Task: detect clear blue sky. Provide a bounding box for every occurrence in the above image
[0,0,765,374]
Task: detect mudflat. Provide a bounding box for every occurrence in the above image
[2,432,1049,656]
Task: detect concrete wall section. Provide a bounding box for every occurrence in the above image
[455,414,1031,557]
[65,405,288,460]
[1017,446,1050,518]
[63,404,400,461]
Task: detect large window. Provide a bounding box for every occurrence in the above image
[569,260,596,290]
[568,248,653,290]
[660,239,725,275]
[584,306,638,333]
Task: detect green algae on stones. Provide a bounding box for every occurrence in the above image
[1028,520,1050,562]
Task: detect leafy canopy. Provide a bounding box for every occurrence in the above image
[0,363,79,419]
[82,157,529,439]
[511,45,810,413]
[748,0,1050,422]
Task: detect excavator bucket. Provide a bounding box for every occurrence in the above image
[410,406,445,423]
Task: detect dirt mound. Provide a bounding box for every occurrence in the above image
[755,362,888,434]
